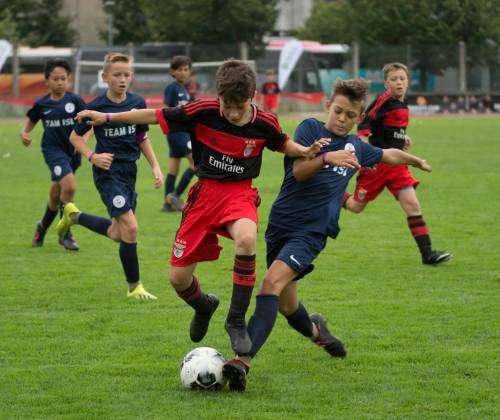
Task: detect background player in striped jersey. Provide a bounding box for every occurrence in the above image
[20,59,89,251]
[75,59,358,391]
[343,63,451,265]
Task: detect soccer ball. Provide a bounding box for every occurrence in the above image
[180,347,227,390]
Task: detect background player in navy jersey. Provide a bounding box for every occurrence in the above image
[343,63,451,265]
[240,79,433,391]
[20,58,89,251]
[161,55,196,212]
[75,59,338,391]
[260,69,280,114]
[56,53,163,300]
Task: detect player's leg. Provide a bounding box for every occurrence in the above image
[32,182,60,247]
[170,264,219,342]
[224,217,258,357]
[172,153,196,209]
[57,172,79,250]
[162,140,181,211]
[344,167,385,213]
[398,187,451,265]
[56,202,113,239]
[113,210,156,299]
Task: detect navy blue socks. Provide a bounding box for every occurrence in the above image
[119,241,140,283]
[78,212,112,237]
[247,294,280,357]
[285,302,314,338]
[175,168,195,196]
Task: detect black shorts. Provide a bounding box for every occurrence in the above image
[167,132,191,158]
[93,161,137,218]
[265,225,327,281]
[43,149,81,181]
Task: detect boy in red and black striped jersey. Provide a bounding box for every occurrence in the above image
[76,59,328,390]
[344,63,451,265]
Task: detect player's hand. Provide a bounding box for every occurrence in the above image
[414,158,431,172]
[76,110,107,126]
[404,135,412,150]
[152,165,164,188]
[304,137,331,158]
[91,153,114,170]
[325,150,360,169]
[20,131,32,147]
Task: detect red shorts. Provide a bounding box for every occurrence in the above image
[353,163,419,203]
[263,95,279,112]
[170,178,260,266]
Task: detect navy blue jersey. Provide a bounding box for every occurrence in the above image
[26,92,85,155]
[268,118,383,238]
[74,92,148,162]
[163,81,190,107]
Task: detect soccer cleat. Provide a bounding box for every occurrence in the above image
[190,294,219,342]
[127,283,157,300]
[166,193,185,212]
[222,359,249,392]
[32,222,46,247]
[56,203,80,237]
[58,230,79,251]
[310,313,347,358]
[423,251,452,265]
[160,202,176,212]
[225,318,252,356]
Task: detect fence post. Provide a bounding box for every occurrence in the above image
[351,41,359,78]
[458,41,466,93]
[239,42,249,61]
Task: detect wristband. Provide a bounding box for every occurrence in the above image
[322,151,327,165]
[87,152,95,162]
[105,113,110,123]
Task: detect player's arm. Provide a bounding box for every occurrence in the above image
[138,133,164,188]
[19,119,37,147]
[381,148,431,172]
[292,149,360,182]
[69,130,113,170]
[76,109,158,126]
[281,137,331,158]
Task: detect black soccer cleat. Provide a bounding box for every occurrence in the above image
[225,318,252,356]
[222,359,249,392]
[161,202,176,212]
[310,313,347,358]
[189,294,219,342]
[58,230,79,251]
[423,251,452,265]
[32,222,46,247]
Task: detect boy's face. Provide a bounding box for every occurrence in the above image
[46,66,69,96]
[326,94,363,136]
[266,73,275,82]
[172,65,191,84]
[219,97,252,126]
[103,62,132,95]
[385,68,408,99]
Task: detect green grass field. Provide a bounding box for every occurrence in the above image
[0,116,499,419]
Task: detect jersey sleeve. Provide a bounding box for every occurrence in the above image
[357,98,375,137]
[136,98,149,134]
[358,138,383,167]
[163,84,176,107]
[73,103,93,136]
[74,95,86,113]
[293,119,317,147]
[155,101,198,135]
[26,101,41,123]
[263,114,288,151]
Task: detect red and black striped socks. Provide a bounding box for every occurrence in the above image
[227,255,256,323]
[407,215,432,259]
[176,276,211,313]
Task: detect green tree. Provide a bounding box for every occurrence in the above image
[100,0,151,45]
[298,0,500,90]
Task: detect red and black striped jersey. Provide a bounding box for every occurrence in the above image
[155,99,288,181]
[261,82,280,95]
[357,92,409,149]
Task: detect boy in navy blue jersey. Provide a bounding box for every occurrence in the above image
[21,59,88,251]
[161,55,196,212]
[239,79,433,391]
[56,52,163,300]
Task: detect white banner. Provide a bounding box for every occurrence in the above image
[278,39,303,90]
[0,39,12,72]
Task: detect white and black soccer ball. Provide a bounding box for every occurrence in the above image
[180,347,227,390]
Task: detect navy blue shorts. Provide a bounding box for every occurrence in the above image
[43,149,81,181]
[265,225,327,281]
[93,161,137,218]
[167,132,192,158]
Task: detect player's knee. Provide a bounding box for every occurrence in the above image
[235,233,256,254]
[261,271,287,295]
[279,301,297,317]
[61,184,76,198]
[402,198,421,215]
[121,222,138,241]
[169,271,189,289]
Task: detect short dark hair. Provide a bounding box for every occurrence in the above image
[170,55,192,71]
[215,59,256,104]
[332,78,370,109]
[383,62,410,80]
[44,58,71,79]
